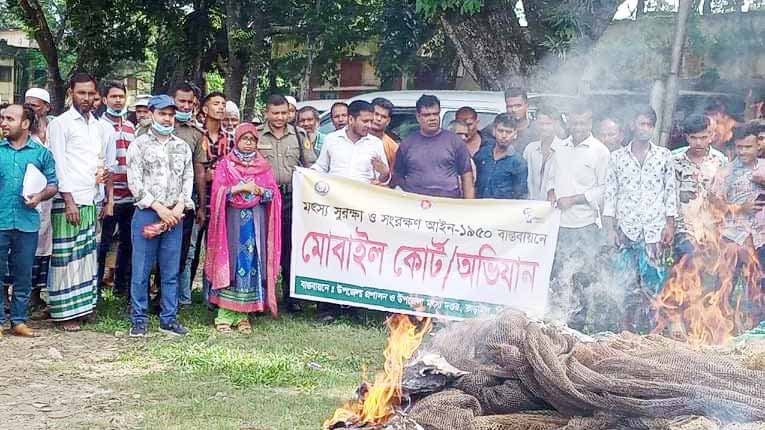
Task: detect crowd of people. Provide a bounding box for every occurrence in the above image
[1,70,764,338]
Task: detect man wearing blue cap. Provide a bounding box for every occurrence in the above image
[126,94,194,337]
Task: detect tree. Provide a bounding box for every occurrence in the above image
[375,0,440,88]
[15,0,66,112]
[266,0,382,97]
[9,0,179,111]
[416,0,622,90]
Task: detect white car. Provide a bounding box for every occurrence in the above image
[295,99,345,115]
[317,90,576,140]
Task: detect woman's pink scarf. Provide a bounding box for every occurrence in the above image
[205,150,282,317]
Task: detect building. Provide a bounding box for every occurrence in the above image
[0,29,38,104]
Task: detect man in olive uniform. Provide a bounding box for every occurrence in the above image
[257,94,316,313]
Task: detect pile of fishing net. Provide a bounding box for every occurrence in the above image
[400,310,765,430]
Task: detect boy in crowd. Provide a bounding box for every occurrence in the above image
[474,114,527,199]
[672,114,728,260]
[603,106,677,332]
[523,105,565,200]
[544,100,610,330]
[710,122,765,323]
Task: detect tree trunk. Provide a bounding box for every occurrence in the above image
[439,1,530,90]
[659,0,692,147]
[243,70,259,121]
[438,0,621,91]
[17,0,65,113]
[223,0,247,106]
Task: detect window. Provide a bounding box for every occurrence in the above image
[318,108,422,141]
[442,110,500,129]
[0,66,12,83]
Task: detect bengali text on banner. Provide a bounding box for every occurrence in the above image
[290,168,560,320]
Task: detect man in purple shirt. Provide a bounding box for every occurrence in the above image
[391,95,475,198]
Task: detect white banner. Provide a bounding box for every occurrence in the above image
[290,168,560,320]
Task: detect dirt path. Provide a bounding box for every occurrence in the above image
[0,321,142,430]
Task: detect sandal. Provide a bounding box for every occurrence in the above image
[215,323,232,333]
[237,320,252,334]
[59,321,81,332]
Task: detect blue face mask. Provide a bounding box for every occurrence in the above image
[107,106,127,117]
[175,110,192,122]
[152,121,175,136]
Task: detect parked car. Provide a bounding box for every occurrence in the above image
[295,99,345,115]
[317,90,577,141]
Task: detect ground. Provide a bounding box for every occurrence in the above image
[0,293,387,430]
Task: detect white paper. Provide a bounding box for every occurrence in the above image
[22,164,47,197]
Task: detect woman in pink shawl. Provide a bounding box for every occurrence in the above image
[205,123,281,333]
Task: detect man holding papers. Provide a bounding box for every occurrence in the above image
[0,104,58,338]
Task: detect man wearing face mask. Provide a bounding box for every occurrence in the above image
[603,106,677,332]
[95,81,132,301]
[126,95,194,337]
[47,72,108,331]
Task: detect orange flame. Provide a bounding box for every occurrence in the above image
[653,194,763,345]
[324,314,433,429]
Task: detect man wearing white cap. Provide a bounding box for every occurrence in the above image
[24,88,52,143]
[222,101,240,134]
[285,95,298,124]
[132,94,152,129]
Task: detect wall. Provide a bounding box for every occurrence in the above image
[0,56,15,104]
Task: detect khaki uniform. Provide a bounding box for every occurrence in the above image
[256,121,315,307]
[257,122,316,189]
[175,121,206,163]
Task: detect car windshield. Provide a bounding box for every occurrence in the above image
[319,108,422,141]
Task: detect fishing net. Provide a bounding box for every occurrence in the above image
[405,310,765,430]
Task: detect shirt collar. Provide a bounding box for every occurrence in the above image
[0,135,39,150]
[148,129,177,145]
[66,106,97,124]
[628,140,658,157]
[262,121,295,137]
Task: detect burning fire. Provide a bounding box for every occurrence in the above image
[653,190,763,345]
[324,314,433,429]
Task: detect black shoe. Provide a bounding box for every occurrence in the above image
[285,301,302,314]
[159,322,189,336]
[129,324,147,337]
[316,312,336,323]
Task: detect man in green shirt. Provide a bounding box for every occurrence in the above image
[0,105,58,338]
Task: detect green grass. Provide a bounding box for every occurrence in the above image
[88,291,388,430]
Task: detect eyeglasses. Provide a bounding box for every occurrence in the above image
[239,136,258,143]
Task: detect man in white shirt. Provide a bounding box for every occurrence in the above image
[523,104,565,200]
[311,100,389,322]
[312,100,390,184]
[544,101,611,330]
[47,72,109,331]
[604,107,677,332]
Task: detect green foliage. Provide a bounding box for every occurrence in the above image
[416,0,482,17]
[269,0,384,91]
[206,71,225,92]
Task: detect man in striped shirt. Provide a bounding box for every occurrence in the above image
[96,81,135,300]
